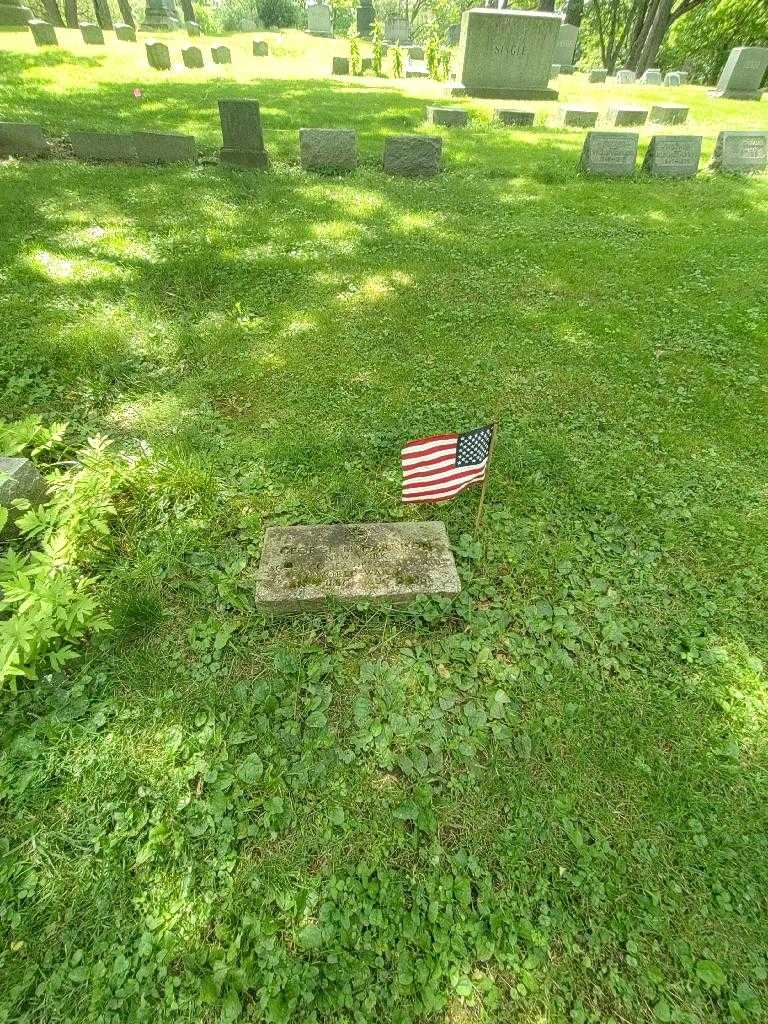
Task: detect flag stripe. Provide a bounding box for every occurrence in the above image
[402,473,486,502]
[403,457,458,478]
[401,433,457,455]
[403,462,488,491]
[404,472,487,499]
[401,443,458,465]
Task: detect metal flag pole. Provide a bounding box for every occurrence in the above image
[474,412,500,534]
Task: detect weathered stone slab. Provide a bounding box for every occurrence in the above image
[580,130,638,176]
[640,68,662,84]
[427,106,468,126]
[211,44,231,63]
[711,46,768,100]
[0,457,46,535]
[299,127,357,172]
[0,121,49,157]
[642,134,701,178]
[562,106,598,127]
[218,98,268,168]
[307,2,332,36]
[664,72,681,86]
[80,21,104,43]
[114,21,136,40]
[649,103,688,125]
[710,130,767,173]
[332,55,349,74]
[495,108,535,127]
[609,105,648,126]
[588,67,606,83]
[132,130,195,163]
[456,8,560,100]
[186,19,200,34]
[29,18,57,45]
[383,134,441,176]
[182,44,203,67]
[384,15,410,44]
[359,56,373,72]
[553,21,578,67]
[558,64,574,74]
[71,130,134,162]
[254,521,461,613]
[252,39,268,55]
[146,38,171,68]
[616,69,636,84]
[406,58,429,78]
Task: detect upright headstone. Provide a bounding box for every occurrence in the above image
[455,8,560,100]
[609,105,648,126]
[306,2,332,36]
[642,134,701,178]
[299,127,357,172]
[211,44,231,63]
[0,458,46,535]
[580,130,638,176]
[132,130,196,163]
[0,0,32,26]
[80,21,104,43]
[649,103,688,125]
[141,0,181,30]
[0,121,49,157]
[146,38,171,68]
[553,21,578,68]
[588,67,607,83]
[710,130,768,173]
[114,21,136,39]
[562,107,598,127]
[674,70,689,84]
[356,0,374,36]
[711,47,768,100]
[446,22,460,46]
[383,134,441,177]
[332,55,349,74]
[640,68,662,85]
[664,72,681,86]
[186,20,200,34]
[616,69,636,84]
[495,108,535,126]
[384,15,410,44]
[29,17,57,44]
[182,44,203,67]
[253,39,268,55]
[218,98,268,168]
[427,106,468,126]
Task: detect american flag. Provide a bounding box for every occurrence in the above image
[401,425,495,504]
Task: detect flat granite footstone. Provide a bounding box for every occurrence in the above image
[182,44,203,67]
[71,130,135,162]
[562,106,598,127]
[0,121,49,157]
[80,21,104,43]
[710,130,768,173]
[211,44,231,63]
[711,46,768,100]
[29,18,57,44]
[580,130,638,176]
[649,103,688,125]
[495,108,535,126]
[609,105,648,126]
[218,98,268,168]
[114,21,136,40]
[456,8,560,100]
[146,38,171,68]
[254,522,461,612]
[299,127,357,172]
[252,39,268,55]
[332,55,349,74]
[383,134,441,176]
[427,106,468,126]
[132,130,196,163]
[0,457,46,535]
[588,67,607,83]
[642,134,701,177]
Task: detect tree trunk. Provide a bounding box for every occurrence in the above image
[179,0,195,21]
[538,0,556,10]
[116,0,135,26]
[564,0,583,25]
[42,0,65,25]
[634,0,672,71]
[63,0,78,26]
[93,0,113,28]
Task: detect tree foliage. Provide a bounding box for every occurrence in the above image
[661,0,768,81]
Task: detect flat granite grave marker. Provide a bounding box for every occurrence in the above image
[254,521,461,613]
[146,38,171,68]
[640,68,662,85]
[580,130,638,176]
[609,105,648,126]
[495,108,535,127]
[562,107,598,127]
[218,98,269,168]
[710,130,768,173]
[299,127,357,172]
[383,134,441,176]
[132,130,196,163]
[711,46,768,100]
[71,130,135,162]
[456,7,560,100]
[588,67,607,83]
[664,72,681,86]
[332,55,349,74]
[553,21,578,68]
[80,21,104,43]
[616,69,636,84]
[182,44,203,67]
[114,21,136,40]
[307,2,332,36]
[0,121,49,157]
[427,106,468,126]
[642,134,701,177]
[211,44,231,63]
[252,39,268,55]
[0,457,46,535]
[29,18,57,44]
[650,103,688,125]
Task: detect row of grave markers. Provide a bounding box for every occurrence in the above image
[1,107,766,178]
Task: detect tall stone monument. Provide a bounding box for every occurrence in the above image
[141,0,181,31]
[455,7,560,99]
[356,0,374,37]
[0,0,32,26]
[710,46,768,99]
[306,1,332,36]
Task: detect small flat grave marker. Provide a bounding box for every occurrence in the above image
[580,130,638,176]
[254,521,461,613]
[642,134,701,177]
[71,130,135,162]
[496,108,535,127]
[332,55,349,74]
[0,121,49,157]
[664,72,681,87]
[650,103,688,125]
[253,39,268,56]
[132,130,196,163]
[383,134,442,176]
[710,130,768,173]
[588,68,607,83]
[616,69,636,84]
[80,21,104,44]
[299,127,357,172]
[562,107,598,127]
[640,68,662,85]
[609,105,648,126]
[427,106,468,126]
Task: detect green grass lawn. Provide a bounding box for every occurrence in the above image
[1,26,768,1024]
